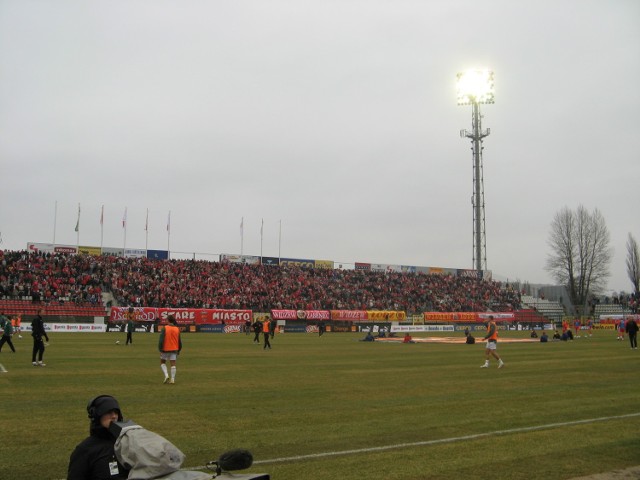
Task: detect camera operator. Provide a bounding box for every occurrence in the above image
[67,395,130,480]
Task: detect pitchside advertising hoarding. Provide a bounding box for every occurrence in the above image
[19,323,107,333]
[110,308,516,326]
[423,312,515,322]
[110,307,252,325]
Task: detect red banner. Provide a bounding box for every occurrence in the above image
[270,310,330,320]
[109,307,252,325]
[330,310,368,321]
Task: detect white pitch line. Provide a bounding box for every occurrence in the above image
[56,412,640,479]
[249,412,640,466]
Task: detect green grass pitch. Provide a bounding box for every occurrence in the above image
[1,329,638,480]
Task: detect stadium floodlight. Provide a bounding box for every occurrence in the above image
[457,68,494,273]
[456,69,495,105]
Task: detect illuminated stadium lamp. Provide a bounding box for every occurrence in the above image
[457,68,494,272]
[456,69,495,105]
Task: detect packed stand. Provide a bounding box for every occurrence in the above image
[0,250,103,306]
[0,250,521,314]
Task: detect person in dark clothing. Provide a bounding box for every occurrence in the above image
[31,308,49,366]
[360,331,375,342]
[67,395,130,480]
[125,308,135,345]
[263,319,272,349]
[252,320,262,343]
[318,321,326,336]
[0,316,16,352]
[625,318,638,349]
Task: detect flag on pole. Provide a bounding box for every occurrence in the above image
[122,207,127,228]
[260,218,264,236]
[145,209,149,231]
[74,203,81,232]
[100,205,104,225]
[240,217,244,255]
[167,211,171,232]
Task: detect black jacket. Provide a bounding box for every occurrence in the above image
[67,426,129,480]
[31,315,49,342]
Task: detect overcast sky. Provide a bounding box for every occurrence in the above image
[1,0,638,294]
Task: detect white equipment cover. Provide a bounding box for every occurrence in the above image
[115,424,210,480]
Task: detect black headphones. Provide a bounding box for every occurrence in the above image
[87,394,116,421]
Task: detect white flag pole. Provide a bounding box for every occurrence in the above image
[53,200,58,245]
[167,210,171,258]
[122,207,127,255]
[240,217,244,255]
[260,218,264,261]
[100,205,104,252]
[75,203,81,247]
[145,208,149,252]
[278,219,282,261]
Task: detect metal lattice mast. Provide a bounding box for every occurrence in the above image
[457,69,494,273]
[466,102,489,271]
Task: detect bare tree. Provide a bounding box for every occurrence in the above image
[545,205,612,311]
[626,233,640,294]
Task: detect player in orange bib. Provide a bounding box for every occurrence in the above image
[481,316,504,369]
[159,315,182,384]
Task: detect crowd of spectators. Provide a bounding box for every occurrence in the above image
[0,250,522,314]
[0,250,103,305]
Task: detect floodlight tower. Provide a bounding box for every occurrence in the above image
[457,69,494,273]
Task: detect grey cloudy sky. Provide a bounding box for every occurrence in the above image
[1,0,638,294]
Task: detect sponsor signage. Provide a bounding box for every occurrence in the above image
[79,246,102,256]
[367,311,406,321]
[147,249,169,260]
[391,324,455,333]
[26,242,495,281]
[109,307,253,325]
[102,247,124,257]
[331,310,368,321]
[598,314,640,321]
[21,323,106,333]
[282,324,309,333]
[314,260,334,269]
[28,242,77,254]
[221,254,261,265]
[423,312,515,322]
[280,258,314,268]
[457,269,483,279]
[261,257,280,266]
[270,310,343,321]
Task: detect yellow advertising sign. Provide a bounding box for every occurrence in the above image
[314,260,334,269]
[367,311,407,321]
[78,246,102,256]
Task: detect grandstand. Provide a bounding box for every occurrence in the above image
[0,298,108,317]
[519,294,565,323]
[593,303,633,318]
[0,249,522,317]
[4,248,627,326]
